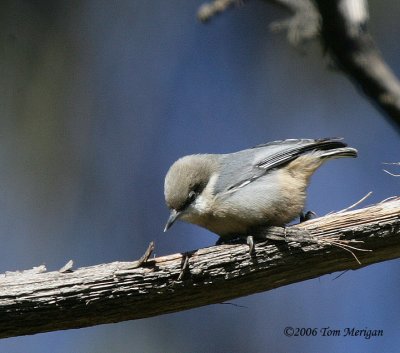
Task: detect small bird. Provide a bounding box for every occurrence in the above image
[164,138,357,247]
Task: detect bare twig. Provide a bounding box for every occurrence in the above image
[383,170,400,177]
[335,191,373,213]
[380,196,400,203]
[119,241,155,270]
[59,260,74,273]
[197,0,242,22]
[383,162,400,177]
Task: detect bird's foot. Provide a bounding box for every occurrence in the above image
[300,210,317,223]
[215,236,255,255]
[247,235,255,255]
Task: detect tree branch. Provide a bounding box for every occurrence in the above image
[197,0,239,22]
[1,198,400,338]
[198,0,400,130]
[315,0,400,131]
[268,0,320,45]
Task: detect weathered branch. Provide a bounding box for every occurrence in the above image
[198,0,320,44]
[315,0,400,131]
[198,0,400,130]
[0,198,400,338]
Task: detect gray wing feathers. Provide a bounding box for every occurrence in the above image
[254,138,348,170]
[215,138,354,194]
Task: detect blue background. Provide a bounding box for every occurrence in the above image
[0,1,399,352]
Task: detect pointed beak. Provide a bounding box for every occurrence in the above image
[164,209,181,232]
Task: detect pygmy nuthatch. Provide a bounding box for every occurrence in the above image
[164,138,357,241]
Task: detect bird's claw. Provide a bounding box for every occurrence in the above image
[300,210,317,222]
[215,235,256,255]
[247,235,255,255]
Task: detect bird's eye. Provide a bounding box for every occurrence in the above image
[188,190,197,202]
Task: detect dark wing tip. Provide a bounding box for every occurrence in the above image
[253,137,345,149]
[254,137,354,170]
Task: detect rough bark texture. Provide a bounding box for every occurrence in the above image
[1,198,400,339]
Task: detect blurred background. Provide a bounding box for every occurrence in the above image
[0,1,399,352]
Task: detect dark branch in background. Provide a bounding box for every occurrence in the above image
[315,0,400,130]
[1,198,400,338]
[197,0,400,131]
[268,0,320,45]
[197,0,239,22]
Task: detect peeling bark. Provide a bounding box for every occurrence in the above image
[1,198,399,338]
